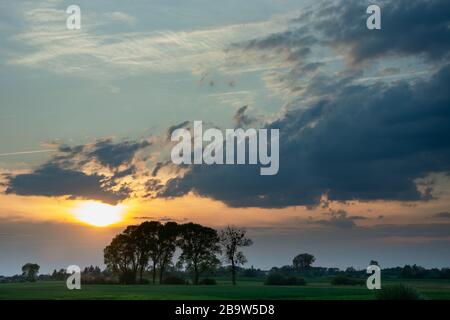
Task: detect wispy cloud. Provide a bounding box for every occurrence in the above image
[102,12,137,25]
[7,2,292,79]
[0,149,56,157]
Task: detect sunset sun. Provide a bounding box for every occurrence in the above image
[72,202,126,227]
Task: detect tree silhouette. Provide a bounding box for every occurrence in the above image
[134,221,161,284]
[104,221,184,284]
[21,263,40,282]
[104,221,224,285]
[219,226,253,285]
[293,253,315,272]
[158,222,179,283]
[177,223,221,285]
[104,232,138,284]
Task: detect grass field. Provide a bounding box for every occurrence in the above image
[1,278,450,300]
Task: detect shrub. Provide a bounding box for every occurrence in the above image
[163,276,188,285]
[198,278,217,285]
[331,275,364,286]
[376,284,424,300]
[264,273,306,286]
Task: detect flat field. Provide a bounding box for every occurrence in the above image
[1,278,449,300]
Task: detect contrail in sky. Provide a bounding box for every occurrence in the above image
[0,149,56,157]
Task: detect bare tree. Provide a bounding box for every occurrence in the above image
[219,226,253,285]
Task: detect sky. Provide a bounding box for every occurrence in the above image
[0,0,450,275]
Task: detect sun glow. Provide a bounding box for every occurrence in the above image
[72,202,126,227]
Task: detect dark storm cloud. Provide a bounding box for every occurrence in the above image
[5,164,128,204]
[4,138,149,204]
[157,0,450,208]
[159,64,450,208]
[316,0,450,63]
[88,139,150,168]
[234,0,450,66]
[57,138,149,172]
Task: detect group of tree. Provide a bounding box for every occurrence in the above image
[103,221,252,285]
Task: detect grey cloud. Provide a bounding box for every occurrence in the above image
[317,0,450,64]
[307,210,369,229]
[56,138,149,170]
[233,0,450,70]
[88,139,150,168]
[237,25,317,52]
[4,138,149,204]
[5,164,128,204]
[159,64,450,208]
[6,0,450,211]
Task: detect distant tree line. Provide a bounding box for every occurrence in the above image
[3,262,450,284]
[268,259,450,281]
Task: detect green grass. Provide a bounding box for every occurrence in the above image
[0,278,449,300]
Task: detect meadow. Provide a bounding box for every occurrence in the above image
[1,278,449,300]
